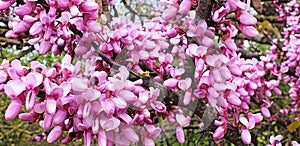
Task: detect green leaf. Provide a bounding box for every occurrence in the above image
[288,121,300,132]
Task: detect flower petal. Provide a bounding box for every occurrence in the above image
[47,126,63,143]
[241,129,251,144]
[5,100,22,120]
[176,126,185,144]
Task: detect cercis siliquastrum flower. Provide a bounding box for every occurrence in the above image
[2,0,300,145]
[3,0,99,55]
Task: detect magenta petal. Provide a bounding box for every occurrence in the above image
[251,113,263,123]
[5,30,18,38]
[178,78,192,90]
[5,100,22,120]
[4,79,26,98]
[144,137,155,146]
[19,112,36,122]
[58,0,69,9]
[176,126,185,144]
[162,5,177,20]
[241,129,251,144]
[29,21,43,36]
[224,39,237,52]
[102,99,115,114]
[119,113,132,124]
[13,21,30,33]
[163,78,178,88]
[39,40,52,54]
[46,99,57,115]
[229,64,242,76]
[219,66,232,80]
[119,90,136,102]
[92,118,100,134]
[47,126,63,143]
[112,97,127,109]
[53,109,67,125]
[0,70,7,84]
[43,114,53,130]
[7,68,20,80]
[183,92,191,105]
[26,90,37,110]
[178,0,191,15]
[83,102,91,118]
[81,0,98,12]
[0,1,11,10]
[212,69,222,82]
[34,102,45,113]
[154,101,167,113]
[213,126,225,139]
[261,107,271,118]
[26,72,43,89]
[122,127,139,142]
[248,81,258,90]
[240,25,259,38]
[176,114,191,127]
[196,20,208,36]
[84,130,92,146]
[239,116,248,126]
[201,36,214,47]
[227,92,242,106]
[72,77,88,94]
[239,12,257,26]
[98,131,107,146]
[15,4,32,16]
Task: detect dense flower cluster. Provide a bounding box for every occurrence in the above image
[1,0,300,145]
[274,0,300,109]
[0,55,167,145]
[2,0,98,55]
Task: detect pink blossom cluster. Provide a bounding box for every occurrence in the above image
[0,54,171,145]
[1,0,98,55]
[187,43,281,144]
[1,0,297,145]
[274,0,300,109]
[211,0,259,58]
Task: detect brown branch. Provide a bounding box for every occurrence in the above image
[237,48,261,60]
[195,0,213,25]
[121,0,154,23]
[7,46,34,61]
[69,24,83,37]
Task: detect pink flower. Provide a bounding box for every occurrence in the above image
[241,129,251,144]
[178,0,191,15]
[72,77,88,94]
[238,25,259,38]
[267,135,282,146]
[81,0,98,13]
[47,126,63,143]
[212,6,230,22]
[0,0,13,10]
[15,4,32,16]
[176,126,185,144]
[5,99,22,120]
[0,70,8,84]
[4,79,26,98]
[29,21,43,36]
[162,5,177,20]
[213,126,225,139]
[121,126,139,142]
[163,78,178,88]
[239,12,257,26]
